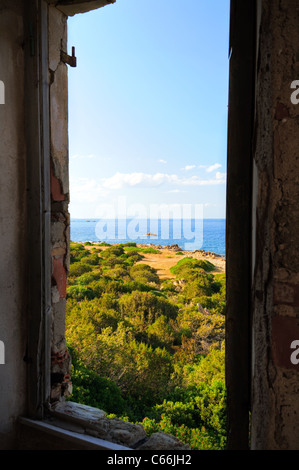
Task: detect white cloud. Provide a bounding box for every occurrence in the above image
[158,159,167,164]
[182,165,196,171]
[167,189,187,193]
[206,163,222,172]
[70,177,108,202]
[102,171,226,190]
[179,174,226,186]
[215,171,226,180]
[102,172,180,189]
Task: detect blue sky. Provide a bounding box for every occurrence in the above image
[67,0,230,219]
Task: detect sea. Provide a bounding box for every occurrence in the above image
[70,218,226,256]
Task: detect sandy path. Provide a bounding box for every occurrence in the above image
[137,249,225,280]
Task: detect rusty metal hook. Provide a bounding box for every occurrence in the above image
[61,46,77,67]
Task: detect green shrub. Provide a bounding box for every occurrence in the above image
[130,263,160,285]
[126,254,145,266]
[161,279,177,292]
[125,250,144,261]
[170,257,215,276]
[193,380,227,437]
[152,399,198,427]
[69,262,93,277]
[183,277,214,300]
[198,293,226,315]
[124,245,141,252]
[140,414,225,450]
[80,253,100,266]
[183,349,225,386]
[70,243,90,263]
[74,271,102,285]
[141,247,161,254]
[67,285,95,300]
[68,346,127,415]
[101,245,125,258]
[119,290,178,328]
[70,242,85,251]
[104,266,130,280]
[122,280,153,293]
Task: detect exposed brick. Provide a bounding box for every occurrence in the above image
[51,350,70,367]
[272,315,299,370]
[52,256,66,298]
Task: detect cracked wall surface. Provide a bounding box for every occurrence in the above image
[251,0,299,450]
[49,4,72,402]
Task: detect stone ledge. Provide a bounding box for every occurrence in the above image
[18,417,130,450]
[47,401,190,450]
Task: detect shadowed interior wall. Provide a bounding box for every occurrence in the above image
[0,0,27,448]
[251,0,299,450]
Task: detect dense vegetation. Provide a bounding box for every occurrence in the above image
[66,241,226,450]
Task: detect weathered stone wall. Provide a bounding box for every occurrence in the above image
[251,0,299,449]
[0,0,27,448]
[48,4,72,402]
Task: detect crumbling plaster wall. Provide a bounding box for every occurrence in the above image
[48,4,72,402]
[251,0,299,449]
[0,0,27,448]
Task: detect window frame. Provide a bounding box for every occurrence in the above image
[225,0,256,450]
[24,0,256,450]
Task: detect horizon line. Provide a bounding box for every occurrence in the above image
[70,217,226,220]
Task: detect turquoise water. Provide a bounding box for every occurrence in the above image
[70,218,226,255]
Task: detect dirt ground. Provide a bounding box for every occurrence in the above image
[136,248,226,280]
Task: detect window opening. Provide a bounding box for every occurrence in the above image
[66,0,230,451]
